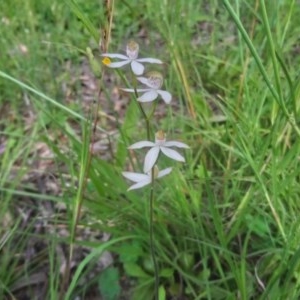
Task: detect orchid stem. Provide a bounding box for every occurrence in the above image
[132,75,151,140]
[150,167,159,300]
[132,73,159,298]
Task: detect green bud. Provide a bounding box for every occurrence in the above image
[86,47,101,77]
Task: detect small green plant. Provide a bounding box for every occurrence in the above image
[102,40,189,299]
[98,266,121,300]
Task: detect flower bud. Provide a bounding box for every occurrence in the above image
[155,130,166,144]
[86,47,102,77]
[126,40,139,59]
[153,165,159,179]
[146,71,163,89]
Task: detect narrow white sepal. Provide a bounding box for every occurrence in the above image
[121,88,149,93]
[106,60,130,68]
[101,53,129,59]
[163,141,189,148]
[160,147,185,162]
[136,58,163,64]
[122,172,149,183]
[138,90,158,102]
[157,167,173,178]
[127,179,151,191]
[144,147,160,173]
[121,88,135,92]
[136,76,151,87]
[157,90,172,104]
[131,60,144,75]
[128,141,156,149]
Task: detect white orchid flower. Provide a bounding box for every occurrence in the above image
[121,71,172,104]
[101,40,163,75]
[129,130,189,173]
[122,166,172,191]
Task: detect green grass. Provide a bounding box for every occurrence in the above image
[1,0,300,299]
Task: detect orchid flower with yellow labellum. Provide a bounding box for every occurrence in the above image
[122,71,172,104]
[101,40,163,75]
[122,165,172,191]
[128,130,189,173]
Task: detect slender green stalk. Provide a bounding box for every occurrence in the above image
[149,167,159,300]
[132,72,159,297]
[138,101,151,140]
[118,69,151,139]
[126,67,159,296]
[132,75,151,140]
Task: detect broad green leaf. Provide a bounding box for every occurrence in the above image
[158,285,166,300]
[124,263,151,278]
[98,267,121,300]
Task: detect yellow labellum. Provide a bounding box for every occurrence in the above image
[102,57,111,66]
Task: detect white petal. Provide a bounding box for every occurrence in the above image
[128,141,156,149]
[121,88,135,93]
[106,60,131,68]
[128,178,152,191]
[157,90,172,104]
[131,60,144,75]
[121,88,149,93]
[136,76,152,87]
[122,172,149,183]
[136,58,163,64]
[138,90,158,102]
[160,147,185,162]
[163,141,189,148]
[144,147,160,173]
[157,167,173,178]
[101,53,128,59]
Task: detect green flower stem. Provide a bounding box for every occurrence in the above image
[137,100,151,140]
[131,75,151,140]
[131,73,159,298]
[148,101,158,120]
[118,70,152,140]
[149,167,159,300]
